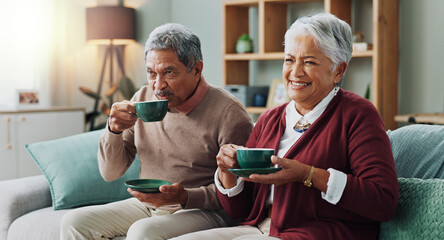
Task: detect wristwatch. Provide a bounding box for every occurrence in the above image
[303,166,316,187]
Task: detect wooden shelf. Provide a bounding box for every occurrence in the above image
[225,50,372,60]
[222,0,398,129]
[352,50,373,58]
[223,0,258,6]
[224,52,284,60]
[395,113,444,125]
[246,107,268,114]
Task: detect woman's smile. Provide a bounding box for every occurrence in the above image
[288,80,312,89]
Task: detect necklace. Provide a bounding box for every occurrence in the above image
[294,120,311,133]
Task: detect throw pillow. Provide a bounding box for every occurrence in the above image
[26,129,140,210]
[387,124,444,178]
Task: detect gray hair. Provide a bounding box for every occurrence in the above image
[285,13,352,86]
[144,23,203,72]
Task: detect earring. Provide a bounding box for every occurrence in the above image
[333,86,340,96]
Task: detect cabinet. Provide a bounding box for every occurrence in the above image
[0,108,85,180]
[222,0,398,129]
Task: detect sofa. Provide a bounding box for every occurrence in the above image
[1,124,443,240]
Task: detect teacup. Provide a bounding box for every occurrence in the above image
[134,100,168,122]
[236,148,275,169]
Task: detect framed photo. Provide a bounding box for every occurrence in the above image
[266,79,290,108]
[15,89,41,109]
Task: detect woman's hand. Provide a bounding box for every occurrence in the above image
[243,156,329,192]
[216,144,243,189]
[242,155,311,186]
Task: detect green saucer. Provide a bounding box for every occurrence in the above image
[124,179,172,193]
[228,167,282,177]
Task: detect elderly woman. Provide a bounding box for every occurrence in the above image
[171,13,398,240]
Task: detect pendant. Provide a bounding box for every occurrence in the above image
[294,121,311,133]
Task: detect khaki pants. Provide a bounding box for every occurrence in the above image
[171,217,280,240]
[60,198,231,240]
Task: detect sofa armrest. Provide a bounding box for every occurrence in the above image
[0,175,51,240]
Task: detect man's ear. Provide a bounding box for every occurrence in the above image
[333,62,347,84]
[193,61,203,78]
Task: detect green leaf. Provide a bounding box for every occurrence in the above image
[238,33,251,41]
[120,76,137,100]
[79,87,101,100]
[106,85,118,97]
[364,83,371,100]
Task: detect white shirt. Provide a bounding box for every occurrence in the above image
[215,88,347,205]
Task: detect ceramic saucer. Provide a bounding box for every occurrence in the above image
[124,179,172,193]
[228,167,282,177]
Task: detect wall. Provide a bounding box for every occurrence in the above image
[51,0,171,112]
[52,0,443,123]
[170,0,222,87]
[398,0,444,114]
[169,0,444,117]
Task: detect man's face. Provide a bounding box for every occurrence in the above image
[145,49,202,108]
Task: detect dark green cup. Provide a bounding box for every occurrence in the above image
[134,100,168,122]
[236,148,275,169]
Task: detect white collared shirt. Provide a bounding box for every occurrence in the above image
[215,88,347,205]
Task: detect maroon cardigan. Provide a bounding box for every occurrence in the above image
[217,89,398,240]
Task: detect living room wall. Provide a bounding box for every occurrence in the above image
[47,0,443,127]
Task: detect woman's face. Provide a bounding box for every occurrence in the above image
[283,31,344,115]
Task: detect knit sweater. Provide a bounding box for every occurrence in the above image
[99,83,253,210]
[217,89,398,240]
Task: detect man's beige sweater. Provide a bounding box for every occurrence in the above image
[98,84,253,210]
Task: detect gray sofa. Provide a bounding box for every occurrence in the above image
[1,124,443,240]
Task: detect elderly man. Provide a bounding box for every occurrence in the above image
[60,23,253,240]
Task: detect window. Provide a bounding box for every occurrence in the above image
[0,0,53,107]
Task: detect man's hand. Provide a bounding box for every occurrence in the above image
[127,183,188,208]
[108,101,138,133]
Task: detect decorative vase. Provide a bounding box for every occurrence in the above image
[236,34,253,53]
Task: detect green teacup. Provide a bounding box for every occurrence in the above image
[134,100,168,122]
[236,148,275,169]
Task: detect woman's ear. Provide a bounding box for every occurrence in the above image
[333,62,347,84]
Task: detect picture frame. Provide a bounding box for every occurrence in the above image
[15,89,41,109]
[266,79,290,108]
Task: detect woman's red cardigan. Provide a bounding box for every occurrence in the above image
[217,89,398,240]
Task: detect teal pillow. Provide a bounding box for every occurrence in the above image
[386,124,444,178]
[380,178,444,240]
[26,129,140,210]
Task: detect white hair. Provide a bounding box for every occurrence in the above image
[285,13,352,86]
[145,23,202,72]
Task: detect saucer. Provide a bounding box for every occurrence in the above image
[124,179,172,193]
[228,167,282,177]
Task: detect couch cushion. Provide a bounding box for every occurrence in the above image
[7,207,127,240]
[26,130,140,210]
[387,124,444,178]
[380,178,444,240]
[7,207,69,240]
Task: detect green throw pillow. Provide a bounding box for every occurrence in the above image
[26,129,140,210]
[380,178,444,240]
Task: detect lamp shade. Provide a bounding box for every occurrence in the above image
[86,6,135,44]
